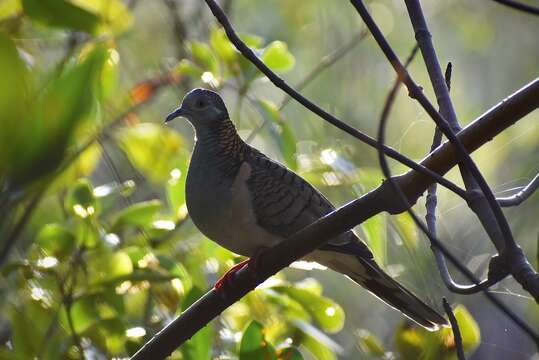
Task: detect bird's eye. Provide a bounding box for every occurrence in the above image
[194,99,206,109]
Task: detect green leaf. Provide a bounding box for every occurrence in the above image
[441,304,480,356]
[67,295,101,334]
[174,59,204,78]
[36,223,76,259]
[167,165,188,220]
[277,347,303,360]
[189,41,218,75]
[210,27,237,63]
[88,250,134,284]
[395,324,424,360]
[116,123,188,183]
[239,321,277,360]
[111,199,162,230]
[73,0,133,35]
[261,41,295,72]
[240,33,264,48]
[293,320,339,360]
[65,178,96,218]
[256,99,297,170]
[9,300,58,359]
[0,33,28,181]
[52,143,102,191]
[361,214,386,265]
[356,329,385,357]
[156,255,192,293]
[90,317,126,355]
[0,0,21,21]
[180,287,213,360]
[22,0,99,34]
[273,286,344,333]
[393,213,418,249]
[2,45,106,185]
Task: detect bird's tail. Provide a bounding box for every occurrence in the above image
[311,250,448,331]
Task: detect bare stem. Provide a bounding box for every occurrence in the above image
[443,298,466,360]
[497,173,539,207]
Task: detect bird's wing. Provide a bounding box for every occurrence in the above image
[245,148,372,258]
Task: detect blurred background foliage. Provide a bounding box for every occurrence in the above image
[0,0,537,359]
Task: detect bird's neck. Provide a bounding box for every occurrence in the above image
[193,119,247,170]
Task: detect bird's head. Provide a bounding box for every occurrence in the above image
[165,88,229,127]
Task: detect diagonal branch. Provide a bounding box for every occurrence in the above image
[491,0,539,15]
[131,78,539,359]
[350,0,539,302]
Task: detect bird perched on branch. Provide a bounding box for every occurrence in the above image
[166,88,447,330]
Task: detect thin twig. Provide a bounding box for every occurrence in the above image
[280,29,369,108]
[163,0,189,59]
[491,0,539,15]
[246,29,368,142]
[442,298,466,360]
[425,63,503,294]
[497,173,539,207]
[204,0,467,200]
[374,60,539,345]
[351,0,539,302]
[130,73,539,360]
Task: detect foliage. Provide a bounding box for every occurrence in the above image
[0,0,537,359]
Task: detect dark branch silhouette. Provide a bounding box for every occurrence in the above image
[443,298,466,360]
[498,173,539,207]
[491,0,539,15]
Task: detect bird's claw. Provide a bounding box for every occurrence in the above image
[214,258,250,290]
[214,247,268,292]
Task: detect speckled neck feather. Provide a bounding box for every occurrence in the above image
[194,118,247,176]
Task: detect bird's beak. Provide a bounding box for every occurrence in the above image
[165,106,185,123]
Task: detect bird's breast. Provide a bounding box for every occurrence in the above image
[186,160,281,257]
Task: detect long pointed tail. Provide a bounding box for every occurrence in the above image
[311,250,448,330]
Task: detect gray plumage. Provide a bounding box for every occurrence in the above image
[166,88,447,330]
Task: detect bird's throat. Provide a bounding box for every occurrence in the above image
[193,119,247,173]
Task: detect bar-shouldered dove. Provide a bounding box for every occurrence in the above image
[166,88,447,330]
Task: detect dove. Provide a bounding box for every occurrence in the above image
[166,88,447,330]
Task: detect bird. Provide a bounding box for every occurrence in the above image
[165,88,447,330]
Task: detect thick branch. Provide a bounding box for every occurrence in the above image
[131,78,539,360]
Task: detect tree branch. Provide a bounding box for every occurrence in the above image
[443,298,466,360]
[351,0,539,302]
[374,54,537,345]
[491,0,539,15]
[498,173,539,207]
[131,78,539,359]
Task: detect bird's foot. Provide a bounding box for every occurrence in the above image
[214,247,268,291]
[214,258,250,290]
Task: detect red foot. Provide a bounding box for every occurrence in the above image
[214,258,250,290]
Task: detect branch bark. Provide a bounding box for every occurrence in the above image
[131,78,539,360]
